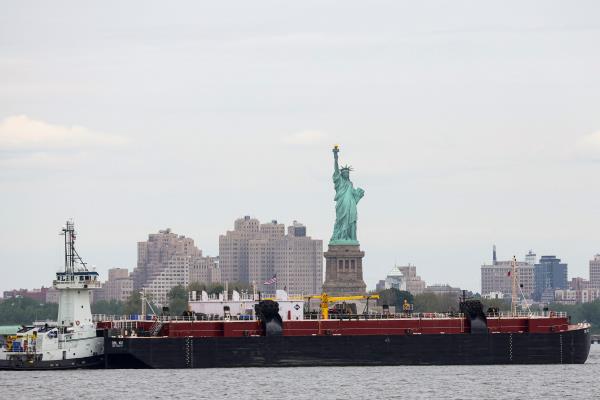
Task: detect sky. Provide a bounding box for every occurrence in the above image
[1,1,600,294]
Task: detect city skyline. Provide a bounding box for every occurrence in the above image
[1,217,598,297]
[1,2,600,294]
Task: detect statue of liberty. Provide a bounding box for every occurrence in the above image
[330,145,365,244]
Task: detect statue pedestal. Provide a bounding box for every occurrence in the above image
[322,244,367,296]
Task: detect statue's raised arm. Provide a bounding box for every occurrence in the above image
[333,145,340,175]
[329,145,364,245]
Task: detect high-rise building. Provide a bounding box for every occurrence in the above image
[189,256,221,284]
[376,266,406,292]
[569,277,589,291]
[375,264,426,295]
[518,262,535,298]
[144,254,192,306]
[220,217,323,294]
[534,256,568,302]
[423,284,462,298]
[399,265,427,295]
[554,288,600,304]
[98,268,134,303]
[525,250,537,266]
[273,221,323,295]
[133,229,217,306]
[219,216,263,283]
[248,220,285,288]
[589,254,600,289]
[553,289,577,305]
[481,248,535,299]
[133,228,200,290]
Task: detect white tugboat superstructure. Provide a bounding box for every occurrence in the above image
[0,221,104,369]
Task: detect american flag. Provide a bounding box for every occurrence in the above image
[263,274,277,285]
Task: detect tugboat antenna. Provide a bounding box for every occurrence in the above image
[61,220,87,273]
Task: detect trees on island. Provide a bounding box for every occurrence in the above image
[550,301,600,333]
[376,289,414,310]
[92,299,124,316]
[0,297,58,325]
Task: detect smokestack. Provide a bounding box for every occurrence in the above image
[493,245,497,265]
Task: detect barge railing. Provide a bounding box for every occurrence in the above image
[93,310,567,323]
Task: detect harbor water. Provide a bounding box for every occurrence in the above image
[1,345,598,399]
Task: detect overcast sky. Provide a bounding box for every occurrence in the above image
[1,1,600,294]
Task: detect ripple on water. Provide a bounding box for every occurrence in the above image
[1,346,598,400]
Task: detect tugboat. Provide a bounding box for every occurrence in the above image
[0,221,104,370]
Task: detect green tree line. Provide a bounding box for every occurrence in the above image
[549,301,600,333]
[376,288,462,313]
[0,297,58,325]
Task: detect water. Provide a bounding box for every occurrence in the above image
[1,346,599,399]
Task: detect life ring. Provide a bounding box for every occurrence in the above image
[75,320,80,326]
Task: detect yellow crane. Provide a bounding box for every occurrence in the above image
[306,293,380,319]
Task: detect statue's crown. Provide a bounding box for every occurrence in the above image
[340,165,353,172]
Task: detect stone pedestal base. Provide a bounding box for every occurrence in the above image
[322,244,367,296]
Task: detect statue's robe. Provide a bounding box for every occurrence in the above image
[331,169,364,242]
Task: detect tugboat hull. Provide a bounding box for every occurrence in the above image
[0,355,104,370]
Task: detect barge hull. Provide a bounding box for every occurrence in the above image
[104,327,590,368]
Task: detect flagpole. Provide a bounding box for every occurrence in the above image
[262,274,277,296]
[511,255,518,317]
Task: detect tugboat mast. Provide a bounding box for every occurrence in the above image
[61,220,87,274]
[54,220,101,328]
